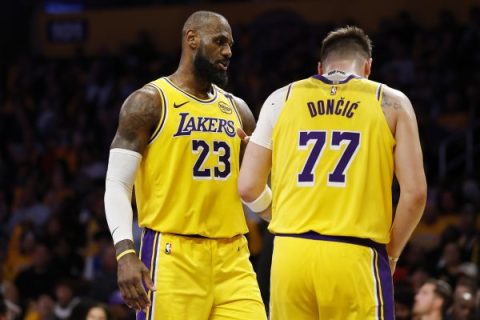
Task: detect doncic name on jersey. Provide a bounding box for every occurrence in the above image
[173,112,236,137]
[307,98,360,119]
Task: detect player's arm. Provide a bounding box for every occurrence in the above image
[233,97,274,220]
[105,85,161,311]
[238,142,272,221]
[384,87,427,269]
[237,86,288,222]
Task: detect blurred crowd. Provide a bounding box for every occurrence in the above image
[1,5,480,320]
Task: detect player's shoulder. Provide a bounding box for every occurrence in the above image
[290,75,345,92]
[352,77,387,96]
[145,76,166,90]
[118,83,164,126]
[214,84,235,99]
[381,84,410,105]
[256,84,294,122]
[214,86,249,113]
[213,86,254,130]
[117,84,163,135]
[292,76,317,89]
[379,84,414,117]
[360,77,382,86]
[126,84,162,108]
[266,83,294,103]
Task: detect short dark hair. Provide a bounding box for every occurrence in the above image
[426,279,453,313]
[455,276,476,293]
[320,26,372,63]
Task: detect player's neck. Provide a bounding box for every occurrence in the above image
[169,68,213,99]
[322,61,361,77]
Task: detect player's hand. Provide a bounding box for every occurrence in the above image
[117,253,155,311]
[236,127,250,144]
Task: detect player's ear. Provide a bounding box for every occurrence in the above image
[186,30,199,49]
[317,62,323,75]
[364,58,372,78]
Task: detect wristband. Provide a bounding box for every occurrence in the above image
[116,249,136,261]
[241,185,272,213]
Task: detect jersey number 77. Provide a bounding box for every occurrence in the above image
[298,130,360,187]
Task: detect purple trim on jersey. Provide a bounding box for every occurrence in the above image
[376,248,394,320]
[137,229,158,320]
[376,84,383,101]
[225,94,243,128]
[312,74,360,85]
[164,77,218,103]
[285,84,293,101]
[372,250,382,319]
[275,231,386,253]
[148,86,168,143]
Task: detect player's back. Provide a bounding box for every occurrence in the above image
[269,71,395,243]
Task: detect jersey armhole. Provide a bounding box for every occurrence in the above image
[376,84,383,103]
[270,83,294,144]
[285,83,293,101]
[376,84,396,145]
[146,82,168,144]
[225,94,243,128]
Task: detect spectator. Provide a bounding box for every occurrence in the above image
[436,242,463,287]
[50,237,84,281]
[445,277,477,320]
[4,221,36,281]
[87,245,117,303]
[413,279,453,320]
[395,284,415,320]
[14,242,55,308]
[7,182,51,235]
[85,303,112,320]
[24,295,55,320]
[0,281,21,319]
[53,280,80,319]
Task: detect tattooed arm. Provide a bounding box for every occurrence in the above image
[382,86,427,272]
[106,85,162,311]
[111,85,162,152]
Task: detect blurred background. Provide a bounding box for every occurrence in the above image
[1,0,480,319]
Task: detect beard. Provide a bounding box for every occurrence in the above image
[193,49,228,88]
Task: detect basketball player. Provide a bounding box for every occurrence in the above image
[413,279,452,320]
[238,26,427,319]
[104,11,266,320]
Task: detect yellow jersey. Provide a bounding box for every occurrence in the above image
[269,73,395,243]
[134,77,248,238]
